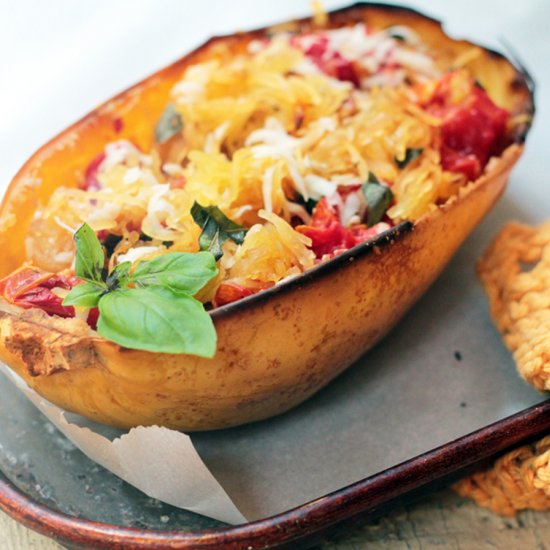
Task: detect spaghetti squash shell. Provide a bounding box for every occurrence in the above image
[0,3,534,430]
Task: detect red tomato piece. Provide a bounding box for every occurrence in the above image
[308,197,339,227]
[296,199,356,258]
[0,266,54,302]
[7,270,78,318]
[214,282,254,308]
[297,198,392,258]
[298,220,357,258]
[15,287,75,318]
[87,307,100,330]
[291,34,360,87]
[82,152,106,191]
[349,224,387,243]
[113,117,124,134]
[440,87,508,179]
[426,73,508,180]
[0,267,98,326]
[39,272,79,290]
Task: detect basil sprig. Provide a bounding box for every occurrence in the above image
[63,223,218,356]
[155,103,183,144]
[191,202,247,260]
[362,172,394,227]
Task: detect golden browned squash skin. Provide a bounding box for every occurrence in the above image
[0,4,534,430]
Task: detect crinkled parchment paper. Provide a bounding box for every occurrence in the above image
[0,365,246,524]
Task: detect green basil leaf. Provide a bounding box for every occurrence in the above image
[396,148,423,169]
[296,195,319,215]
[63,282,104,308]
[367,171,380,184]
[191,202,247,261]
[97,287,216,356]
[155,103,183,144]
[106,261,132,290]
[131,252,217,295]
[362,182,394,227]
[74,223,105,283]
[304,198,318,215]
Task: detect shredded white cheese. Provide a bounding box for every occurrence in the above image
[204,122,230,154]
[117,246,162,264]
[287,202,312,224]
[261,165,276,213]
[162,163,185,177]
[391,48,440,77]
[54,251,74,265]
[86,202,121,230]
[231,204,253,219]
[340,190,365,226]
[303,174,337,201]
[53,216,78,234]
[146,184,176,219]
[171,61,219,104]
[101,140,142,172]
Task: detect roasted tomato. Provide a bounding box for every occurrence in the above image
[426,72,509,180]
[0,266,98,325]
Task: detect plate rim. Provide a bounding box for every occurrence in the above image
[1,399,548,549]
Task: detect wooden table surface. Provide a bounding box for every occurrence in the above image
[2,488,549,549]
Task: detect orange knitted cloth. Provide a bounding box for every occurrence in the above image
[454,221,550,515]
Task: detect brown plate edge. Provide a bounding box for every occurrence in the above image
[0,399,548,549]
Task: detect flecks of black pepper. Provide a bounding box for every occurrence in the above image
[454,351,463,361]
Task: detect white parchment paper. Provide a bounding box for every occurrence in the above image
[0,365,246,524]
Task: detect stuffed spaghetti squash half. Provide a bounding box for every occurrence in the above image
[0,3,534,430]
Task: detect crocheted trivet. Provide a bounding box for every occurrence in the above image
[454,221,550,515]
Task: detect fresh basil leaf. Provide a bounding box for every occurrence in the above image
[63,282,104,308]
[367,171,380,184]
[97,287,216,356]
[362,182,394,227]
[155,103,183,144]
[396,148,423,169]
[191,202,247,260]
[74,223,105,283]
[106,261,132,290]
[131,252,217,295]
[296,195,319,215]
[304,198,318,215]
